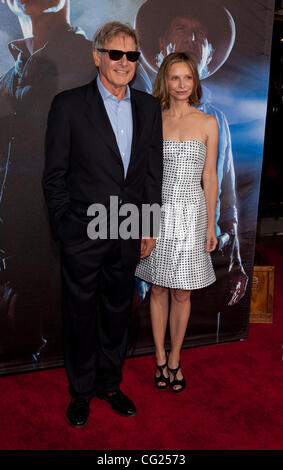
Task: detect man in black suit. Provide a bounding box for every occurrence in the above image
[42,21,163,427]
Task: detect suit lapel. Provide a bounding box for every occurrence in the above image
[125,89,145,181]
[85,79,122,163]
[84,80,145,180]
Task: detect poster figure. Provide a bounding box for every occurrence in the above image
[0,0,96,363]
[132,0,249,334]
[0,0,273,371]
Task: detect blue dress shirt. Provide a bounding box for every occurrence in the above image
[97,75,133,177]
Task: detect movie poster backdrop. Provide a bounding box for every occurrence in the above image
[0,0,274,374]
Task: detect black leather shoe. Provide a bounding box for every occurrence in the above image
[96,389,137,417]
[66,398,90,428]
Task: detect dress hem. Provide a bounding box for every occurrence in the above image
[135,273,216,291]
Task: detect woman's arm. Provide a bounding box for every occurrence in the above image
[202,115,218,252]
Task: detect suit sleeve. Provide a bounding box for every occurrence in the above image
[144,101,163,207]
[142,101,163,238]
[42,95,71,240]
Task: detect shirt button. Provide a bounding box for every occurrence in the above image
[120,129,124,134]
[122,152,125,157]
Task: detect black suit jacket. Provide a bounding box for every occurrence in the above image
[42,79,163,264]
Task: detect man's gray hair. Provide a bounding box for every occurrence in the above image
[92,21,139,50]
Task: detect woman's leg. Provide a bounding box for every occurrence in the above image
[150,284,170,385]
[168,289,191,390]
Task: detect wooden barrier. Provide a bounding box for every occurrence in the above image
[249,266,274,323]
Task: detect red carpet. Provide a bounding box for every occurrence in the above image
[0,236,282,450]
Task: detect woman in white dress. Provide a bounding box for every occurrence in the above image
[135,52,218,392]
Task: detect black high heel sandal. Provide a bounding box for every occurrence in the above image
[154,355,170,389]
[168,362,186,393]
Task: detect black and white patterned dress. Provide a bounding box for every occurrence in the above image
[135,140,216,290]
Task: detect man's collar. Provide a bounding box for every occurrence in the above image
[96,74,131,102]
[8,25,85,60]
[8,38,34,60]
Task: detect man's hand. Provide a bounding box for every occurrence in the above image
[140,237,156,259]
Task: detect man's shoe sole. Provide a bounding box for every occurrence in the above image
[112,407,137,417]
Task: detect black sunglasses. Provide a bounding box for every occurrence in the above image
[98,49,140,62]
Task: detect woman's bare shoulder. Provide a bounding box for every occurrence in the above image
[197,109,217,122]
[201,112,218,132]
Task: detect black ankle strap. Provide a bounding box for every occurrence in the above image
[156,362,167,372]
[168,362,180,378]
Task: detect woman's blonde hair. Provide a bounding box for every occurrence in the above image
[153,52,202,109]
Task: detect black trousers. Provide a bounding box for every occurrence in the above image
[60,238,137,400]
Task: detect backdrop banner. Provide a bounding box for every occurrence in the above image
[0,0,274,374]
